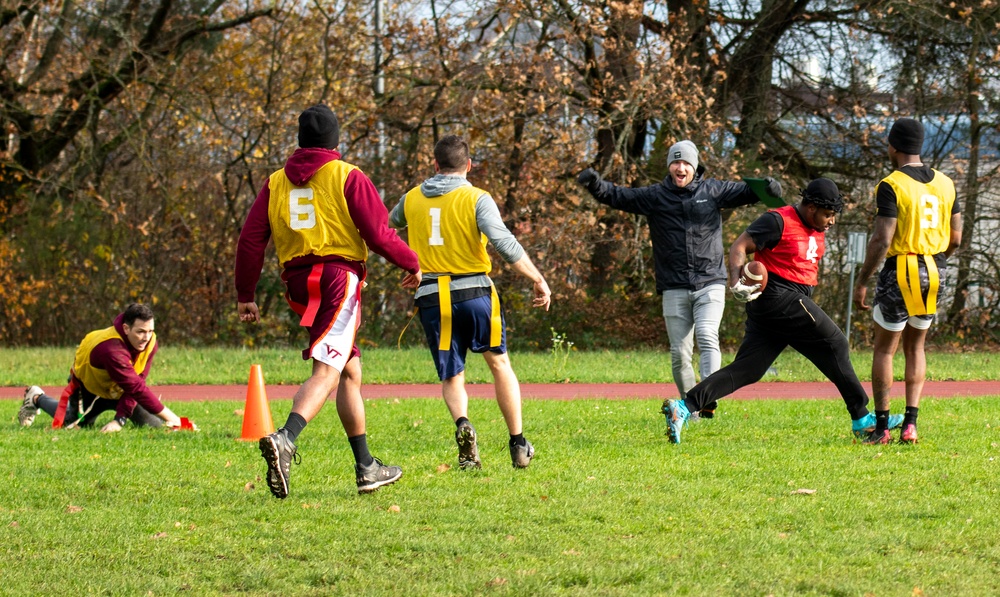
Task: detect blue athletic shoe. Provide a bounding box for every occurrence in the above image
[664,400,691,444]
[852,412,905,438]
[851,412,877,438]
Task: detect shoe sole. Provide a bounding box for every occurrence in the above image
[456,426,481,470]
[511,448,533,468]
[357,468,402,494]
[666,403,685,444]
[258,436,289,499]
[18,407,37,427]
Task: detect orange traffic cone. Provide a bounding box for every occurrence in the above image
[238,364,275,441]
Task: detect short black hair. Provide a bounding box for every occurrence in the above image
[122,303,154,326]
[434,135,470,171]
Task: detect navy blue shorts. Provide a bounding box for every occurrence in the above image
[418,294,507,381]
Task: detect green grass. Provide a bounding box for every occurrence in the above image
[4,396,1000,595]
[0,346,994,386]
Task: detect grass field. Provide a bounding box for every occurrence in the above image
[1,346,996,386]
[5,395,1000,596]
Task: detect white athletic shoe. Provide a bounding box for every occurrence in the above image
[19,386,43,427]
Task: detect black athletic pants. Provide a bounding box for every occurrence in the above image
[684,290,869,420]
[37,386,162,428]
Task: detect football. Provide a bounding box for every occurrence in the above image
[740,261,767,292]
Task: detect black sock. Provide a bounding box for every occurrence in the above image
[283,412,308,442]
[683,398,699,414]
[349,434,374,466]
[904,406,919,427]
[509,433,526,447]
[455,417,469,428]
[875,410,890,433]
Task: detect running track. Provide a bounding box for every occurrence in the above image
[2,381,998,402]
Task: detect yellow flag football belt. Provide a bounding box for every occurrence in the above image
[895,254,939,316]
[436,276,502,351]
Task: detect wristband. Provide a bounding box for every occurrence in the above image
[115,416,128,427]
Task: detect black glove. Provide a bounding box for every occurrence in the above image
[576,168,601,190]
[765,177,782,198]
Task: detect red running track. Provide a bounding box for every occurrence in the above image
[2,381,998,402]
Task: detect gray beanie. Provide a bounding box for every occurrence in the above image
[667,140,699,171]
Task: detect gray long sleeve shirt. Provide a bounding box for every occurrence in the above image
[390,174,524,300]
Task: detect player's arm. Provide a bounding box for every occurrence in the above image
[728,232,758,287]
[235,180,274,323]
[715,177,781,209]
[475,194,550,310]
[576,168,657,215]
[388,194,408,229]
[510,255,551,311]
[946,212,962,257]
[853,215,896,310]
[344,170,421,278]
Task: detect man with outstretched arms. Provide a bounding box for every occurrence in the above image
[18,303,188,432]
[853,118,961,444]
[389,134,550,470]
[235,104,421,498]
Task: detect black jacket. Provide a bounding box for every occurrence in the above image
[588,168,759,292]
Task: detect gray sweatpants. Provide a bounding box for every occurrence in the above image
[662,284,726,400]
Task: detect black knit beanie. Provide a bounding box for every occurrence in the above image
[801,178,844,213]
[298,105,339,149]
[887,118,924,155]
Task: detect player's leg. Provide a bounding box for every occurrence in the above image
[691,283,726,416]
[786,297,876,437]
[663,289,696,399]
[334,355,402,491]
[685,330,784,413]
[871,265,911,438]
[463,294,533,468]
[32,390,58,417]
[260,265,371,498]
[129,405,164,428]
[899,321,931,443]
[418,294,480,469]
[664,329,784,444]
[75,396,113,428]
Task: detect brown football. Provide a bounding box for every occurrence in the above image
[740,261,767,291]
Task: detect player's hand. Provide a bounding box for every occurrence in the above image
[576,168,601,189]
[100,420,123,433]
[853,285,870,311]
[765,176,782,198]
[730,281,762,303]
[401,269,422,289]
[238,301,260,323]
[533,279,552,311]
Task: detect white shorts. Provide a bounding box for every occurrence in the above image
[872,304,934,333]
[306,272,361,372]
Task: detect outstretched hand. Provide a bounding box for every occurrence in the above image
[576,168,601,189]
[765,176,782,198]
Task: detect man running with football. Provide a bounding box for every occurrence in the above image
[663,178,902,443]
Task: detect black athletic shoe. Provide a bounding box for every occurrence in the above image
[455,421,482,470]
[259,428,299,499]
[356,457,402,494]
[509,438,535,469]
